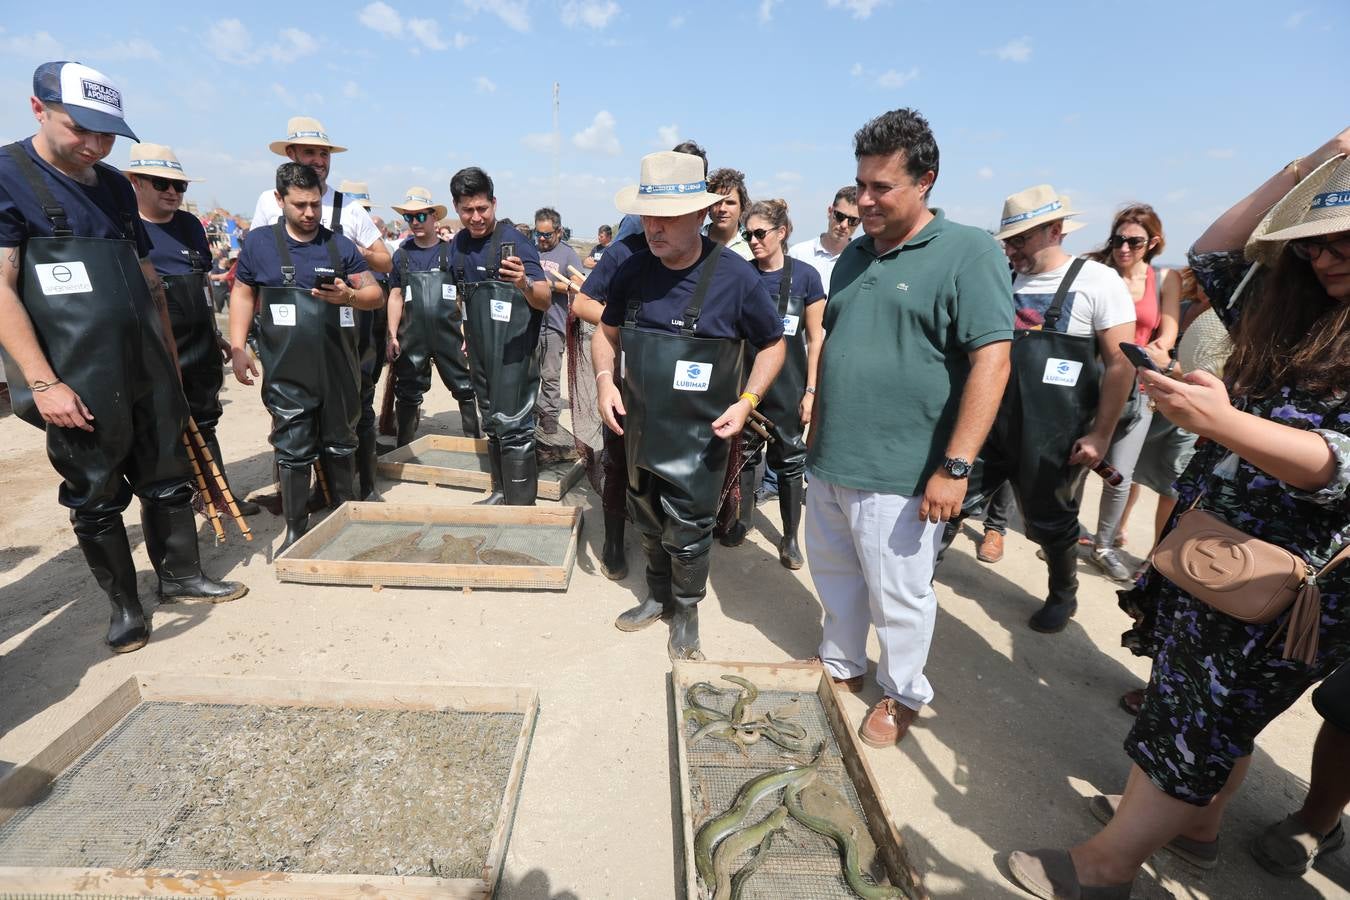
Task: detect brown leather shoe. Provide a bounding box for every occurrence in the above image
[977,530,1004,563]
[804,657,865,692]
[858,697,919,748]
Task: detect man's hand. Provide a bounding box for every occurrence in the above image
[33,383,94,431]
[499,255,526,289]
[387,336,401,361]
[1068,432,1109,468]
[312,278,356,306]
[231,346,259,385]
[712,399,752,440]
[216,333,231,364]
[597,380,625,434]
[919,470,966,523]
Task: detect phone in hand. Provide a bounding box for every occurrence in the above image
[499,241,516,264]
[314,273,338,289]
[1118,342,1162,373]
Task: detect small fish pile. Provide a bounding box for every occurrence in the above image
[684,676,809,756]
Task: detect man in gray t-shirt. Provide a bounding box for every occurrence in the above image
[533,207,582,434]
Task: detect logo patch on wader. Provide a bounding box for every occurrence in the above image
[781,314,800,336]
[1042,357,1083,387]
[270,304,297,326]
[34,261,93,295]
[673,360,712,391]
[490,298,511,322]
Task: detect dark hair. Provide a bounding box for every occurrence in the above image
[707,168,750,214]
[746,198,792,242]
[534,207,561,229]
[275,162,321,198]
[1088,203,1166,268]
[598,224,612,237]
[853,108,940,198]
[833,185,858,206]
[672,140,709,176]
[450,166,494,203]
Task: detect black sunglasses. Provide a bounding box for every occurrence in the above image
[402,211,431,223]
[1003,223,1050,250]
[1109,234,1149,250]
[831,208,861,227]
[534,228,557,238]
[742,227,780,243]
[1290,236,1350,262]
[150,176,187,193]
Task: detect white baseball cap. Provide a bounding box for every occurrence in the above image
[33,61,137,141]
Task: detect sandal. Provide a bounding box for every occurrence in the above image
[1251,814,1345,877]
[1007,848,1133,899]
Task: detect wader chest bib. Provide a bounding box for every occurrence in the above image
[748,257,808,471]
[456,223,542,440]
[395,242,472,396]
[256,223,360,462]
[620,248,745,509]
[161,250,216,372]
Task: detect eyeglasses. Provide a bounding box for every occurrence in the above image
[150,177,187,193]
[534,228,557,239]
[402,211,431,223]
[1290,235,1350,262]
[1003,224,1050,250]
[1109,234,1150,250]
[742,227,781,243]
[831,209,861,227]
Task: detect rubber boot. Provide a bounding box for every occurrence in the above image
[357,421,383,502]
[601,510,628,580]
[777,475,805,570]
[474,437,506,505]
[323,454,357,508]
[203,431,259,516]
[278,465,311,553]
[74,516,149,653]
[501,443,538,506]
[395,401,421,448]
[667,550,709,661]
[615,533,672,631]
[459,397,482,439]
[718,467,757,547]
[141,500,247,604]
[1030,539,1080,633]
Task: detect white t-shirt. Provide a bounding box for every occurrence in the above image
[1012,257,1134,337]
[250,185,381,249]
[789,236,843,296]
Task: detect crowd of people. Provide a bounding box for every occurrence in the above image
[1,60,1347,898]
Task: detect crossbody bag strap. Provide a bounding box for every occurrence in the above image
[271,222,296,287]
[1043,257,1087,330]
[6,143,73,237]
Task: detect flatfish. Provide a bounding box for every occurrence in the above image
[477,546,545,566]
[352,530,424,562]
[436,533,487,564]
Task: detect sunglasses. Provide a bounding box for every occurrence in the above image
[1003,224,1049,250]
[150,177,187,193]
[402,211,431,223]
[534,229,557,239]
[831,209,861,227]
[1290,236,1350,262]
[742,227,780,243]
[1109,234,1150,250]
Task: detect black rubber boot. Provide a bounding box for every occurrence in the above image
[141,500,248,604]
[614,533,671,631]
[501,443,538,506]
[1030,539,1080,633]
[600,510,628,580]
[667,551,709,661]
[278,465,311,553]
[203,431,259,516]
[459,398,482,439]
[74,516,149,653]
[357,422,383,502]
[778,475,805,569]
[718,467,757,547]
[474,437,506,506]
[324,454,358,508]
[395,401,421,448]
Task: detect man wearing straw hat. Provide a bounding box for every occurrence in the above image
[385,185,480,445]
[128,143,259,519]
[593,150,785,660]
[956,184,1135,634]
[336,178,388,501]
[0,62,245,654]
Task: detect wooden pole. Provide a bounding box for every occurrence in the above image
[181,433,226,544]
[186,418,254,541]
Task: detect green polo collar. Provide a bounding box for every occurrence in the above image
[863,208,947,258]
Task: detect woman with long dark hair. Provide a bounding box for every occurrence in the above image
[1006,129,1350,899]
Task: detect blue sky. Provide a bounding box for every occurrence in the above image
[1,1,1345,260]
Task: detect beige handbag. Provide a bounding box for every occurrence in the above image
[1151,505,1350,665]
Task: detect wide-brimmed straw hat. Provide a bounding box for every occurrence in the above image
[993,184,1085,240]
[338,180,373,209]
[391,186,448,222]
[124,143,201,182]
[269,116,347,156]
[1246,155,1350,263]
[615,151,726,217]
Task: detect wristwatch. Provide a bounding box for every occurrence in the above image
[942,456,971,479]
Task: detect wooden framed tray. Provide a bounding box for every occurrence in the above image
[672,660,927,900]
[0,673,539,898]
[275,501,582,591]
[378,434,585,501]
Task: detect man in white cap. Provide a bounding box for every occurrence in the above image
[953,184,1134,634]
[0,62,246,654]
[128,143,258,517]
[385,186,479,445]
[593,150,785,660]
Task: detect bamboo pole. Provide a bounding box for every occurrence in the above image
[186,418,254,541]
[181,433,226,544]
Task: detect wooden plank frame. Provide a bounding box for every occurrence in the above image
[0,673,539,898]
[670,660,928,900]
[377,434,585,501]
[274,501,583,591]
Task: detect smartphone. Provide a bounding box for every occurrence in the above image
[499,241,516,264]
[1118,342,1162,373]
[314,274,338,289]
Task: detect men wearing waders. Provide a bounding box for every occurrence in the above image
[250,119,391,502]
[0,62,245,653]
[127,143,258,517]
[594,151,785,661]
[228,163,384,551]
[385,186,479,444]
[954,185,1135,632]
[448,167,551,505]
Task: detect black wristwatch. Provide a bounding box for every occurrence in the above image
[942,456,971,479]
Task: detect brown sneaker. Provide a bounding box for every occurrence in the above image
[977,530,1004,563]
[804,656,865,692]
[858,697,919,748]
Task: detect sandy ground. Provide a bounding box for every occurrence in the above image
[0,360,1346,900]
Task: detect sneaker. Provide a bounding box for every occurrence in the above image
[1089,547,1133,582]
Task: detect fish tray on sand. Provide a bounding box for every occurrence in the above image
[275,502,582,591]
[0,673,538,898]
[378,435,585,501]
[671,660,927,900]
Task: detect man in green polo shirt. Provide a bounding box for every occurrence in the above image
[806,108,1013,749]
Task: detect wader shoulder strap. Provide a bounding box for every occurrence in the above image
[777,256,794,317]
[438,240,450,272]
[330,190,344,236]
[1043,257,1087,330]
[682,244,724,335]
[94,162,137,241]
[487,221,511,279]
[272,222,297,287]
[322,226,345,279]
[5,143,73,237]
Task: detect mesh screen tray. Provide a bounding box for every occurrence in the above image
[274,502,582,591]
[671,661,927,900]
[0,674,537,898]
[378,435,584,501]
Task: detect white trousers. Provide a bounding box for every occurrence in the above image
[805,475,942,710]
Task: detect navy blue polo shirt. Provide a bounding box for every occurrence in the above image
[582,232,647,305]
[388,238,453,290]
[236,225,369,291]
[144,210,212,276]
[0,137,150,255]
[450,224,546,286]
[754,259,826,320]
[601,238,783,348]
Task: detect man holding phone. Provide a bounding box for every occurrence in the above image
[448,167,550,505]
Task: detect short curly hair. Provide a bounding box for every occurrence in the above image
[853,108,939,198]
[707,167,750,214]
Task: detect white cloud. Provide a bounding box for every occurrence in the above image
[993,37,1032,63]
[279,28,318,57]
[758,0,781,23]
[1285,10,1310,28]
[655,124,680,147]
[669,15,685,27]
[825,0,887,19]
[562,1,621,29]
[208,19,319,64]
[474,75,497,93]
[876,67,919,89]
[573,110,621,156]
[522,132,558,153]
[453,32,474,49]
[102,38,161,61]
[0,29,66,59]
[342,81,366,99]
[977,166,994,180]
[407,18,449,49]
[358,2,450,50]
[464,0,531,32]
[1206,148,1236,159]
[849,62,863,77]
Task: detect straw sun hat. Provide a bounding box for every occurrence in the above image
[1247,154,1350,264]
[269,116,348,156]
[338,180,373,210]
[993,184,1086,240]
[390,186,448,222]
[124,143,201,182]
[614,151,727,217]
